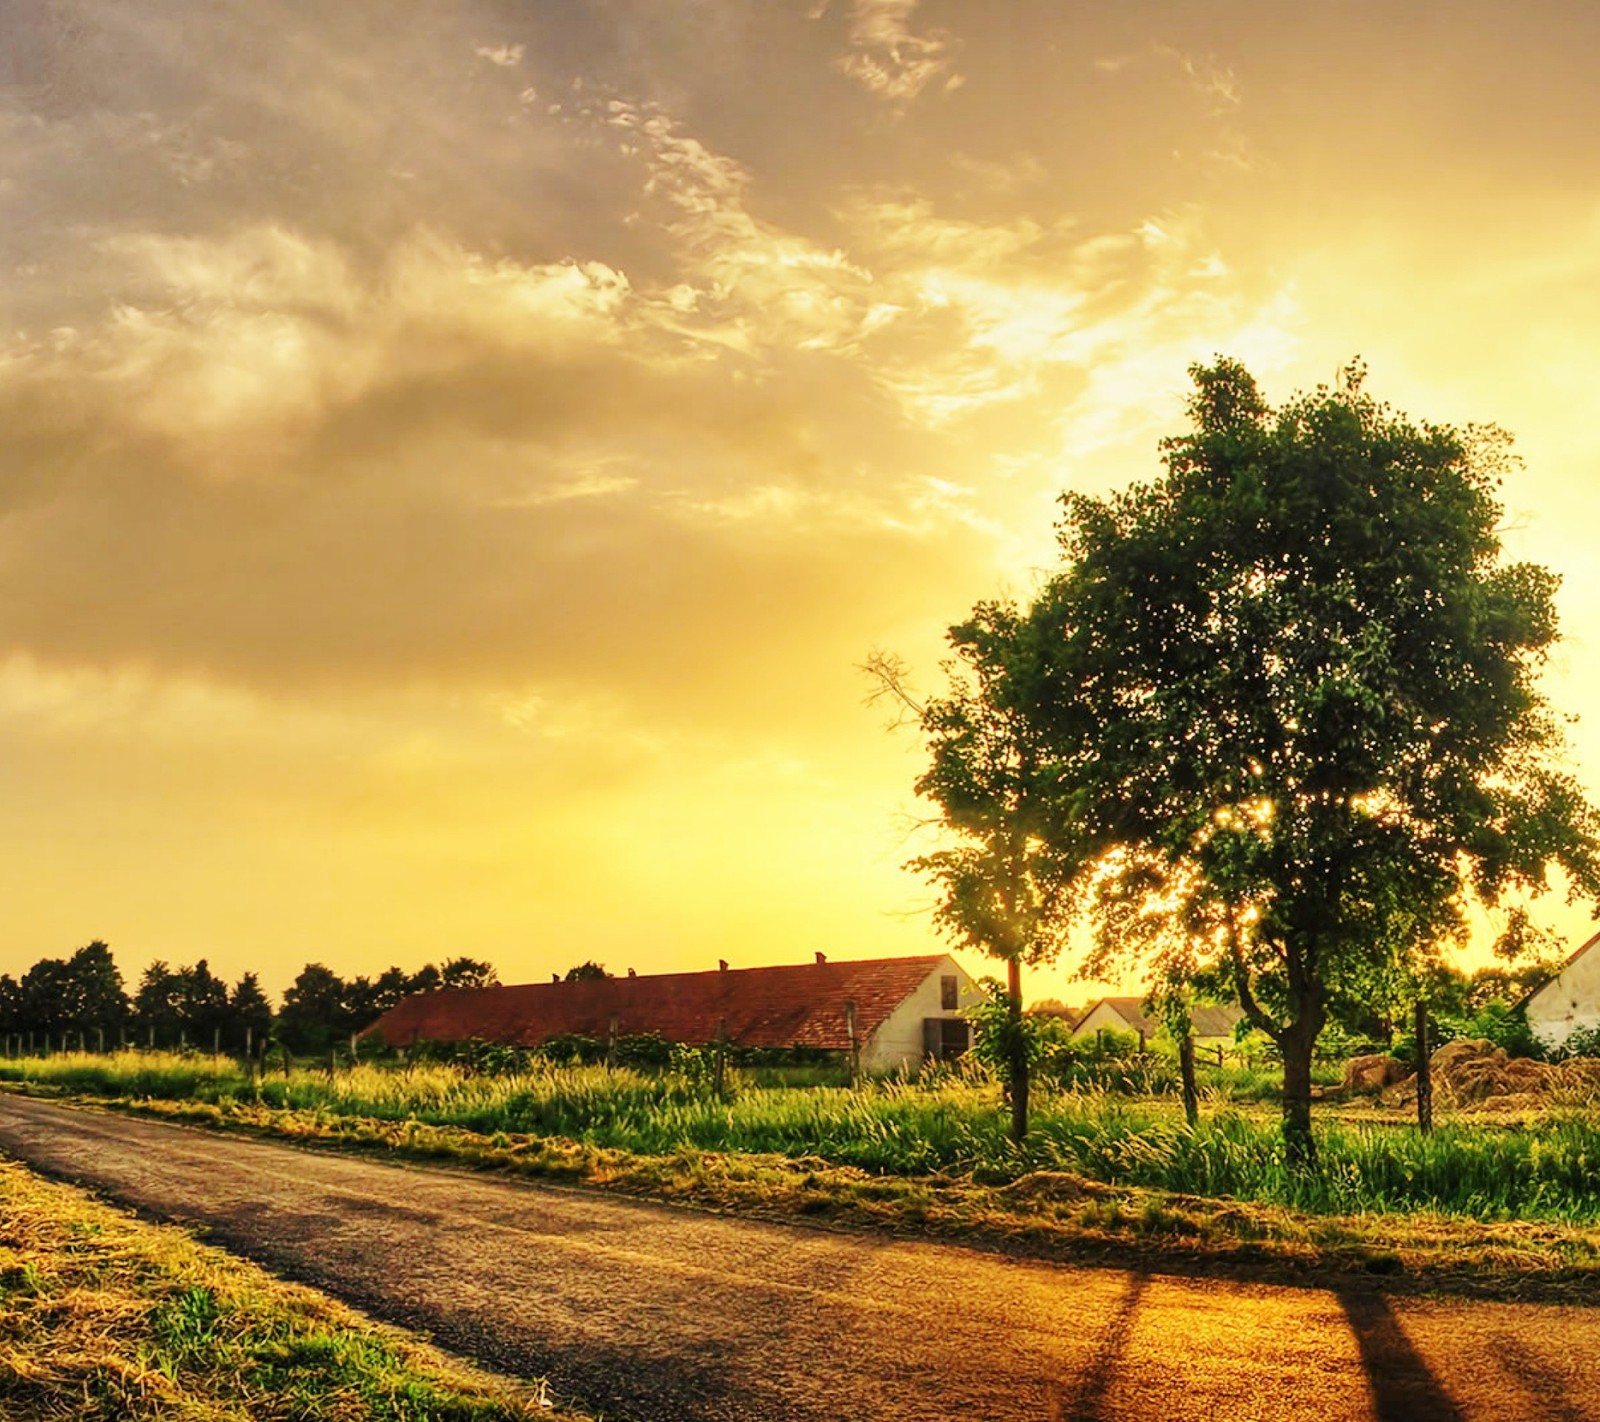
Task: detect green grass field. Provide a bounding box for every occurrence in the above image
[6,1050,1600,1225]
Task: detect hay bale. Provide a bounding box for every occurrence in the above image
[1341,1053,1407,1094]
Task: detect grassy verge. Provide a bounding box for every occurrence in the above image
[23,1086,1600,1299]
[0,1154,579,1421]
[5,1052,1600,1223]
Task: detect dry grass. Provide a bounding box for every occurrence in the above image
[0,1155,582,1421]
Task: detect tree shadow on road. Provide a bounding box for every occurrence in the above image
[1048,1269,1148,1422]
[1338,1288,1466,1422]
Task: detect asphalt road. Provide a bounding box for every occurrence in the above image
[2,1093,1598,1422]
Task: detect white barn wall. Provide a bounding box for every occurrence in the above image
[862,956,979,1071]
[1071,1002,1144,1040]
[1526,937,1600,1050]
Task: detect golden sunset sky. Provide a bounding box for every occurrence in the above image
[3,0,1599,1003]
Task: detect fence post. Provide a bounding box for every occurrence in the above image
[245,1025,253,1061]
[844,1000,860,1088]
[606,1014,619,1069]
[1178,1032,1199,1128]
[713,1018,728,1097]
[1414,1001,1433,1134]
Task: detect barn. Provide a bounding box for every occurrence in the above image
[363,953,980,1072]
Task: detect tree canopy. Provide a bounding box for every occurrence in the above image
[907,358,1599,1160]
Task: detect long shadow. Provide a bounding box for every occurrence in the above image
[1338,1287,1467,1422]
[1487,1334,1594,1422]
[1051,1269,1149,1422]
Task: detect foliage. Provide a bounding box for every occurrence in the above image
[275,964,349,1055]
[965,978,1056,1076]
[1001,358,1600,1160]
[1545,1023,1600,1063]
[562,961,611,981]
[440,957,500,990]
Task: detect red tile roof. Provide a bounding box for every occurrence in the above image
[363,954,953,1051]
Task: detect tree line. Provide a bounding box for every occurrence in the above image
[0,943,499,1055]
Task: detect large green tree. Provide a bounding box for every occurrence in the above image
[1025,359,1599,1162]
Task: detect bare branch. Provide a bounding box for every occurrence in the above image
[859,649,927,726]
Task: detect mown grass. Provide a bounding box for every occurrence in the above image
[0,1155,578,1421]
[6,1050,1600,1226]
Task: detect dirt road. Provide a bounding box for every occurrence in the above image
[1,1093,1597,1421]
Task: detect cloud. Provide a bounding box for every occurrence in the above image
[473,43,525,68]
[834,0,960,108]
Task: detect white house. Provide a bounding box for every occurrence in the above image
[1524,930,1600,1051]
[1070,996,1244,1048]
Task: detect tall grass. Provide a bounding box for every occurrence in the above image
[5,1051,1596,1224]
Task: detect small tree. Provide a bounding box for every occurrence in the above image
[868,605,1081,1143]
[133,962,184,1048]
[227,972,274,1054]
[563,961,611,982]
[276,963,348,1055]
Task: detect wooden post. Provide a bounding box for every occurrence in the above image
[1178,1032,1199,1128]
[713,1018,728,1097]
[148,1025,155,1051]
[245,1026,253,1060]
[281,1045,291,1079]
[844,1000,860,1088]
[1414,1001,1433,1135]
[327,1046,338,1081]
[214,1027,222,1058]
[606,1013,619,1069]
[96,1027,105,1055]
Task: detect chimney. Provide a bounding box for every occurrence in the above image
[627,967,637,978]
[815,951,827,965]
[718,959,729,972]
[551,973,559,984]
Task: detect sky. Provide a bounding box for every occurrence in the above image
[3,0,1600,1004]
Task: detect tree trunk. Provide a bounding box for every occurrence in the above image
[1414,1001,1433,1135]
[1280,1028,1317,1169]
[1178,1031,1199,1128]
[1006,957,1029,1144]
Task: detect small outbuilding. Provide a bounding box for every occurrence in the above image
[363,953,980,1072]
[1070,996,1244,1048]
[1523,929,1600,1051]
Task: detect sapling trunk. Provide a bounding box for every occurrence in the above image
[1006,957,1029,1144]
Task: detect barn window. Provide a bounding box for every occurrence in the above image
[940,975,959,1010]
